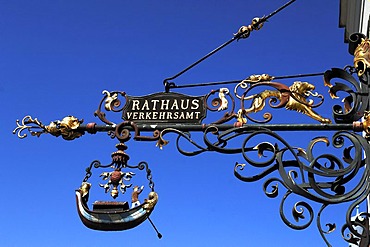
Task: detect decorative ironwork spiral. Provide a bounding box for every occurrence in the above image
[152,124,370,245]
[324,68,367,123]
[94,90,127,125]
[205,88,236,124]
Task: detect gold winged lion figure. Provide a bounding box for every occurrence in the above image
[241,81,331,124]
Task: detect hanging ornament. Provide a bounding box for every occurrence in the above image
[75,142,161,237]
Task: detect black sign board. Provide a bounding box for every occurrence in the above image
[122,92,206,124]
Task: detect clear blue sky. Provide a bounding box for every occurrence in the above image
[1,1,359,246]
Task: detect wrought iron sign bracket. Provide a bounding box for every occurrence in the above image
[13,36,370,245]
[11,0,370,245]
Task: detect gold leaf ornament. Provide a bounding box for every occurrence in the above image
[354,38,370,77]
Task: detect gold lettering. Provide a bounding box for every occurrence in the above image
[132,100,140,110]
[191,99,200,110]
[152,100,159,110]
[161,100,170,110]
[180,99,189,110]
[127,96,203,122]
[186,112,194,119]
[142,100,150,110]
[171,99,179,110]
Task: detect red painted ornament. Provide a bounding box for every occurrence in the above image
[110,170,122,184]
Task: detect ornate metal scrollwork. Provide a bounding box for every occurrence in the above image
[13,115,84,140]
[205,88,237,124]
[324,67,368,123]
[341,211,370,245]
[149,122,370,246]
[12,23,370,247]
[94,90,127,125]
[236,80,329,123]
[354,38,370,77]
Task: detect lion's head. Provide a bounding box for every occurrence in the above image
[289,81,316,95]
[288,81,320,106]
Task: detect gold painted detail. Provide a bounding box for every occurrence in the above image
[245,74,274,83]
[354,38,370,76]
[45,116,83,140]
[143,191,158,212]
[323,77,339,100]
[13,115,83,140]
[156,138,169,149]
[217,88,229,111]
[155,128,173,150]
[79,182,92,199]
[13,115,45,139]
[234,74,274,100]
[236,109,247,124]
[362,111,370,138]
[99,170,135,199]
[102,90,119,111]
[235,17,265,40]
[242,81,331,124]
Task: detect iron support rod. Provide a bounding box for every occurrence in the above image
[80,123,358,133]
[163,38,237,91]
[168,72,325,89]
[263,0,296,20]
[162,0,297,92]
